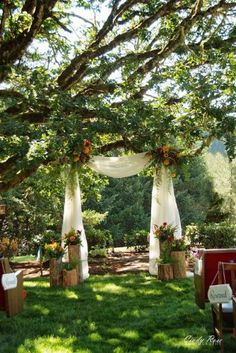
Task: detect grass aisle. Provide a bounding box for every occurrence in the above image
[0,274,235,353]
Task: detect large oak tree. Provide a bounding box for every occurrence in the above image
[1,0,236,192]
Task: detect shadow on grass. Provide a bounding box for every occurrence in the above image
[0,274,234,353]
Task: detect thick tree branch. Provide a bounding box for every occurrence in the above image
[57,0,181,89]
[0,0,58,82]
[0,0,10,44]
[0,89,25,99]
[126,1,236,96]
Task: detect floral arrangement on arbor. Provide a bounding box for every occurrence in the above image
[73,139,91,164]
[63,228,82,247]
[44,242,64,259]
[150,145,182,178]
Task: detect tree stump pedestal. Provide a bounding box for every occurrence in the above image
[171,251,186,278]
[68,244,81,284]
[158,264,174,281]
[49,259,62,287]
[62,269,77,287]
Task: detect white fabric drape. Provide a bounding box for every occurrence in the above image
[149,167,182,275]
[61,179,89,281]
[88,152,152,178]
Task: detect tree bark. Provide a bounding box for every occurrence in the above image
[158,264,174,281]
[68,245,81,284]
[171,251,186,278]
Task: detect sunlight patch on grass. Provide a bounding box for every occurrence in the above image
[64,289,79,299]
[88,322,97,331]
[17,336,77,353]
[138,289,163,296]
[122,330,139,340]
[93,283,129,294]
[88,332,103,342]
[32,304,50,315]
[165,282,186,292]
[113,347,125,353]
[107,338,121,345]
[95,294,104,301]
[24,279,49,288]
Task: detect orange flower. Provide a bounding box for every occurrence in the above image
[171,172,176,178]
[163,159,170,166]
[162,145,169,153]
[73,154,80,162]
[82,146,90,155]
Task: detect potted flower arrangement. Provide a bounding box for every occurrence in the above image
[44,242,64,287]
[62,259,79,287]
[63,228,82,283]
[63,228,82,247]
[153,222,176,280]
[44,242,64,260]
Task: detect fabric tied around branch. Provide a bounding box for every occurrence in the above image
[88,152,152,178]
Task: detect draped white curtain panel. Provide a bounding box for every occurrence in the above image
[61,152,182,279]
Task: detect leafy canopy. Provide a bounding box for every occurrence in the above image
[0,0,236,191]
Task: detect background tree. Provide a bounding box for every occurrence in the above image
[0,0,236,193]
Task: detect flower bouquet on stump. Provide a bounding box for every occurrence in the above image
[154,223,175,281]
[44,242,64,287]
[62,260,78,287]
[63,228,82,284]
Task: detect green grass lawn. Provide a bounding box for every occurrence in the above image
[12,255,37,263]
[0,274,235,353]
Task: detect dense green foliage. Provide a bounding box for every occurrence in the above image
[186,222,236,249]
[0,1,236,193]
[1,274,232,353]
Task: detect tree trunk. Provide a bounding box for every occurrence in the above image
[68,245,81,284]
[171,251,186,278]
[158,263,174,281]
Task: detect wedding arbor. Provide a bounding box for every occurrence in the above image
[61,148,182,281]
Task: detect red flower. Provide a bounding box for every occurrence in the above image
[83,139,90,146]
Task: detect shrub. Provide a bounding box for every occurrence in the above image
[89,245,107,258]
[86,227,113,249]
[124,229,148,252]
[186,222,236,249]
[0,236,18,258]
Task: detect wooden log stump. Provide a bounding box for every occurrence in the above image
[158,263,174,281]
[68,245,81,284]
[171,251,186,278]
[49,259,62,287]
[62,269,77,287]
